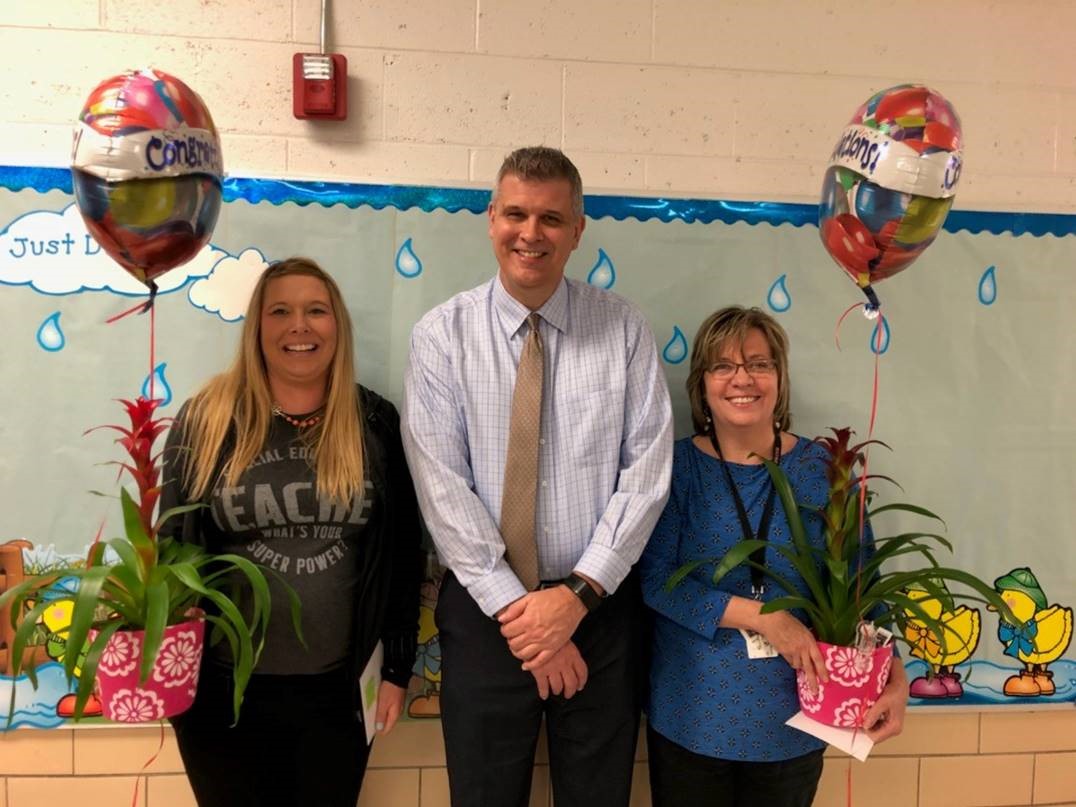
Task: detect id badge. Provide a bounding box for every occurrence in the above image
[739,629,779,659]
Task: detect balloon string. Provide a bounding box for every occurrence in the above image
[854,314,883,631]
[834,302,865,351]
[129,720,167,807]
[103,281,159,403]
[149,295,156,402]
[835,302,887,725]
[105,280,159,325]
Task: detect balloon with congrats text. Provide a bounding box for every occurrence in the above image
[70,68,223,288]
[819,84,962,301]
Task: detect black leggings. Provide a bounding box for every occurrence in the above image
[647,723,824,807]
[171,665,370,807]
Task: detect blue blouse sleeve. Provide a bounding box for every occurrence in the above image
[639,442,734,640]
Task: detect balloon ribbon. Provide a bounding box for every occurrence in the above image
[835,301,889,806]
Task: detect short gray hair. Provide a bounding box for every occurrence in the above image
[492,146,584,218]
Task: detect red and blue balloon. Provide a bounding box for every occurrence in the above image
[820,84,962,308]
[71,69,223,291]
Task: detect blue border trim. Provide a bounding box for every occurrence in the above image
[4,165,1074,237]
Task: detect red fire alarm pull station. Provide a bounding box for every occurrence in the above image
[293,1,347,120]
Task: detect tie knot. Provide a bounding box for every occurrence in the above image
[526,312,541,333]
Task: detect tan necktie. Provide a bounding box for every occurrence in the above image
[500,312,544,590]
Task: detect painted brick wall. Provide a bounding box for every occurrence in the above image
[3,1,1076,210]
[1,2,1074,806]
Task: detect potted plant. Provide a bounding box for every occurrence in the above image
[668,427,1012,726]
[0,397,301,724]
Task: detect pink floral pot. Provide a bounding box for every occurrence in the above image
[90,617,204,723]
[796,640,892,727]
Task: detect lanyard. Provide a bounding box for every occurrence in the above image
[708,429,782,598]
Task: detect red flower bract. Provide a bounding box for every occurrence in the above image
[86,396,171,544]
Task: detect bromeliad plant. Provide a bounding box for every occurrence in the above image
[668,427,1012,651]
[0,397,301,722]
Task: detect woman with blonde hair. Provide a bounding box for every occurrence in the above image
[160,257,422,807]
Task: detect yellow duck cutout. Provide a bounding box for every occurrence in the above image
[903,582,981,699]
[990,567,1073,697]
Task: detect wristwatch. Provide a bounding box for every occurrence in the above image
[564,573,604,612]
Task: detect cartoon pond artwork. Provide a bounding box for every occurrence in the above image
[1,166,1074,730]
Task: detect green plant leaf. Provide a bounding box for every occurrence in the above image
[6,597,57,678]
[107,537,147,591]
[205,554,271,638]
[85,542,107,568]
[665,559,711,592]
[64,565,113,683]
[759,596,824,622]
[120,487,155,570]
[761,458,811,552]
[71,620,122,721]
[708,540,772,585]
[868,502,946,527]
[154,502,204,533]
[263,568,306,651]
[140,574,171,684]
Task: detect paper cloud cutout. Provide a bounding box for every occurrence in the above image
[187,247,271,321]
[0,204,226,296]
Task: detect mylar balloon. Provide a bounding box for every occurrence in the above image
[819,84,962,308]
[71,69,223,289]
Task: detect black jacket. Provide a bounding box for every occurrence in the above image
[159,385,422,700]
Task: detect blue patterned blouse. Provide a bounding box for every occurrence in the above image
[640,435,831,762]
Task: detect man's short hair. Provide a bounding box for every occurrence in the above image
[493,146,584,218]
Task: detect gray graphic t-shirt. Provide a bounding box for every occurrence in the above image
[207,420,375,674]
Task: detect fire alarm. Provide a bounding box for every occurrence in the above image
[293,52,347,121]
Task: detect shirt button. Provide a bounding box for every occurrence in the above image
[539,438,546,445]
[541,480,548,488]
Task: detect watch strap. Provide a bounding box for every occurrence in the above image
[564,572,604,612]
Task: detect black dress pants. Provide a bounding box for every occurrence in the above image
[171,664,370,807]
[647,723,824,807]
[436,571,646,807]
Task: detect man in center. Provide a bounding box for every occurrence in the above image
[402,146,673,806]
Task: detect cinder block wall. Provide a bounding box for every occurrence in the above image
[2,2,1074,806]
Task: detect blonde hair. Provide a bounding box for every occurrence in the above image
[179,257,365,504]
[686,306,792,434]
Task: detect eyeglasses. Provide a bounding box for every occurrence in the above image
[708,359,777,378]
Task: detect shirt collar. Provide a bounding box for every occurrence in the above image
[492,275,569,336]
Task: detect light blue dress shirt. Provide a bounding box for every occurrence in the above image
[402,276,673,616]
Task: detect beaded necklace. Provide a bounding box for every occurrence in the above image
[271,404,323,429]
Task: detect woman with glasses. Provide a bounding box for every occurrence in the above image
[639,306,905,806]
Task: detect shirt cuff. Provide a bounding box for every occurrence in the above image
[573,543,633,596]
[464,562,529,618]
